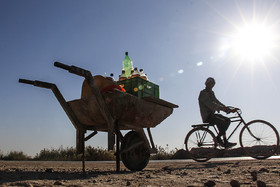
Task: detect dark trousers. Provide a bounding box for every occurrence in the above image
[207,114,231,137]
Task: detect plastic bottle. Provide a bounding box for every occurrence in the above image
[131,67,140,78]
[105,73,114,81]
[122,52,133,78]
[139,69,148,80]
[110,73,115,81]
[118,70,127,81]
[128,69,134,79]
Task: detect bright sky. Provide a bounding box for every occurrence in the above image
[1,0,280,156]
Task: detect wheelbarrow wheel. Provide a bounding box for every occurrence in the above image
[121,131,150,171]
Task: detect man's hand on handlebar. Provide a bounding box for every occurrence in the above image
[230,107,239,113]
[222,106,239,114]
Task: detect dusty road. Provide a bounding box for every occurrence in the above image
[0,158,279,186]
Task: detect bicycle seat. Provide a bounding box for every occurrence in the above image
[191,123,215,128]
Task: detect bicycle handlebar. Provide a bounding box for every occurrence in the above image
[226,106,241,115]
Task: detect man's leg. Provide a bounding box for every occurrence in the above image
[208,114,235,148]
[208,114,230,137]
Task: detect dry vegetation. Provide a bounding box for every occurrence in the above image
[0,145,174,161]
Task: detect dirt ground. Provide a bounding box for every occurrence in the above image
[0,158,279,186]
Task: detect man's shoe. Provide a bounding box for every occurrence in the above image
[216,137,224,147]
[224,141,237,148]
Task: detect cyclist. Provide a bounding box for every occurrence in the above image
[198,77,237,148]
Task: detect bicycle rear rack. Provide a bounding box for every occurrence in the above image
[191,123,215,128]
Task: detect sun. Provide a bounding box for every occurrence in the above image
[232,23,276,61]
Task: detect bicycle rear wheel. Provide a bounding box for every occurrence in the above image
[240,120,279,159]
[185,127,217,162]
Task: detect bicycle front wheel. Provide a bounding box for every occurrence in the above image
[185,127,217,162]
[240,120,279,159]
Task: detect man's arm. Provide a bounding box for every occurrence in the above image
[212,92,225,106]
[212,93,234,113]
[199,90,224,112]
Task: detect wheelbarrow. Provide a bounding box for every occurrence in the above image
[19,62,178,172]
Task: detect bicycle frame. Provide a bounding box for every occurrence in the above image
[212,110,258,142]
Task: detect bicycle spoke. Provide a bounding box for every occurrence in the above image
[240,120,279,159]
[195,132,202,145]
[185,127,217,162]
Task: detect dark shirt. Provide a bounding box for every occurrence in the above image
[198,88,225,122]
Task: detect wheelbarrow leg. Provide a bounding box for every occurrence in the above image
[80,130,98,174]
[82,144,85,174]
[147,128,157,154]
[77,129,86,173]
[115,121,120,172]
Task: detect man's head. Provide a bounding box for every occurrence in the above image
[205,77,215,89]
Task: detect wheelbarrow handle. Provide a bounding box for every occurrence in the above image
[54,61,91,78]
[19,79,55,89]
[54,61,71,71]
[19,79,35,85]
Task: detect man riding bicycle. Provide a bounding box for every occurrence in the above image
[198,77,238,148]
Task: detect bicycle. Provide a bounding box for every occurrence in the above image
[185,108,279,162]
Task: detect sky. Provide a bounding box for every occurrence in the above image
[1,0,280,156]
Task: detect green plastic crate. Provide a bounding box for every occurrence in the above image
[117,77,159,98]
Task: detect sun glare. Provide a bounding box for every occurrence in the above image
[232,24,276,61]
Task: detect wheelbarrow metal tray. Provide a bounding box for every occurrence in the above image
[68,90,177,131]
